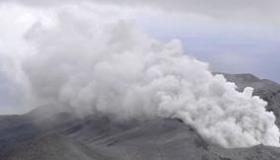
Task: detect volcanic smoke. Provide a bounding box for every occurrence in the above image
[1,5,279,148]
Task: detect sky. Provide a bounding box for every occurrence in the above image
[0,0,279,114]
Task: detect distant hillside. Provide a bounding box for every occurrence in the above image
[219,73,280,127]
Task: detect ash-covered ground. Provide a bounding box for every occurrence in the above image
[1,73,280,160]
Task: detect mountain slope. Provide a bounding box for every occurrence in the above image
[1,73,280,160]
[220,73,280,126]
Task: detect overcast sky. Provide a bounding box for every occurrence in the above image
[3,0,277,80]
[0,0,279,114]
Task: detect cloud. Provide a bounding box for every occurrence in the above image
[1,0,279,26]
[0,0,279,148]
[0,4,278,148]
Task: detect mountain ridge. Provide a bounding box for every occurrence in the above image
[1,73,280,160]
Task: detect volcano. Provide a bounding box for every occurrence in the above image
[1,73,280,160]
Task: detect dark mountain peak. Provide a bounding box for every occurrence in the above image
[219,73,260,82]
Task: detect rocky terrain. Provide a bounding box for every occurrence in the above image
[0,73,280,160]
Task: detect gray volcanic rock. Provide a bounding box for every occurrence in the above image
[0,73,280,160]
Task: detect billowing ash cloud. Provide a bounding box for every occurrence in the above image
[1,5,279,148]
